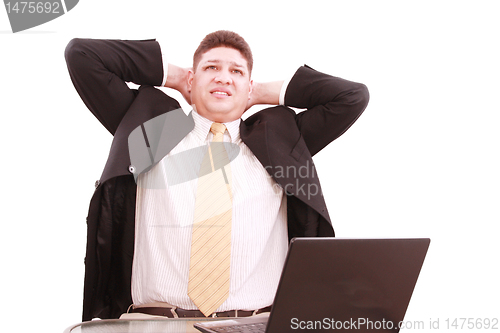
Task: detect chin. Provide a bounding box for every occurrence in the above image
[209,110,243,122]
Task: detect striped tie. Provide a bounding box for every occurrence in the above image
[188,122,233,316]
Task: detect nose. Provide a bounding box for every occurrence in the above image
[214,69,232,84]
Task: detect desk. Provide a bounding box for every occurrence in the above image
[64,318,227,333]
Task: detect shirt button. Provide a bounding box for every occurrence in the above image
[128,165,136,174]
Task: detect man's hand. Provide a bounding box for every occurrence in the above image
[246,81,284,110]
[164,64,192,105]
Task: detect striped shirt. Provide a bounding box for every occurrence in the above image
[131,110,289,311]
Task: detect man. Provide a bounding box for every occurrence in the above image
[65,30,369,321]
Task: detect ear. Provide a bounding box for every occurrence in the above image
[248,79,254,99]
[187,69,195,91]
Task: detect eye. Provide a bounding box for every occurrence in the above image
[233,69,243,75]
[205,65,217,71]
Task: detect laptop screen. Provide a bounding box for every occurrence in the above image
[266,237,430,332]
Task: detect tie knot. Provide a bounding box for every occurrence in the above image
[210,122,227,136]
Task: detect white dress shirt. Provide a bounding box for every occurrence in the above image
[132,109,289,311]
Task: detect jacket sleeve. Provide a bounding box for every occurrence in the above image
[64,38,165,135]
[285,65,369,156]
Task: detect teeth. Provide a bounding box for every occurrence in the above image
[212,91,229,96]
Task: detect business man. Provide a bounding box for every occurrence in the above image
[65,30,369,321]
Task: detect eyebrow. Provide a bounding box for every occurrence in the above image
[203,59,245,69]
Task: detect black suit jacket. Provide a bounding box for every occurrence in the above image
[65,38,369,321]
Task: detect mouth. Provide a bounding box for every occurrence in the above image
[210,89,231,97]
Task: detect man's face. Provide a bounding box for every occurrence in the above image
[188,47,253,122]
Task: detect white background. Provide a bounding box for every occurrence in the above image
[1,0,498,331]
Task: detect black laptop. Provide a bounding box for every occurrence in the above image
[194,237,430,333]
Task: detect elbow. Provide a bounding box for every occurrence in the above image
[354,83,370,112]
[64,38,82,64]
[341,82,369,120]
[64,38,94,70]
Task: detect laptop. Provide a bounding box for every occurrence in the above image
[194,237,430,333]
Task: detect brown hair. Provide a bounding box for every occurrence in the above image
[193,30,253,74]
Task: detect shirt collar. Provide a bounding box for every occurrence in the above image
[191,110,241,143]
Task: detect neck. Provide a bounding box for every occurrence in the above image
[194,107,244,123]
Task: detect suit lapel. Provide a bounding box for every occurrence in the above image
[240,117,272,174]
[100,87,193,184]
[241,111,331,223]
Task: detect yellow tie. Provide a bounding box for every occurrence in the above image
[188,122,233,316]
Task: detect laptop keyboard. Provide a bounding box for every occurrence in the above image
[209,322,266,332]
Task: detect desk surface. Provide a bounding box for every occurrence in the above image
[64,318,227,333]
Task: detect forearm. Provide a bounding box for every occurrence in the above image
[66,38,164,88]
[285,65,369,111]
